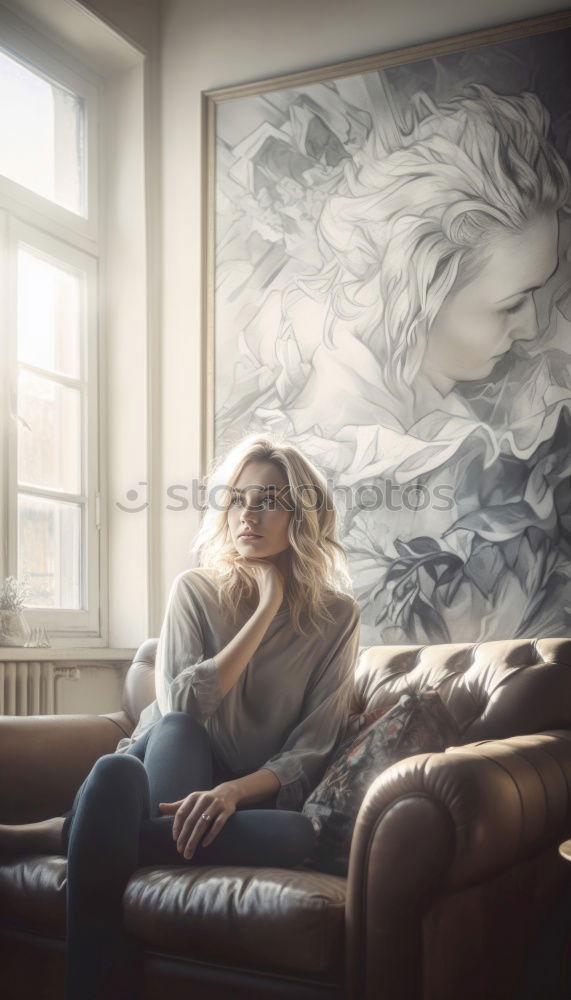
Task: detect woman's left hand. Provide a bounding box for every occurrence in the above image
[158,781,240,860]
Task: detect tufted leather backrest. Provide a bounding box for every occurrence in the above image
[121,636,571,744]
[353,638,571,742]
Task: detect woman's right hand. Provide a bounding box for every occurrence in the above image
[235,556,285,612]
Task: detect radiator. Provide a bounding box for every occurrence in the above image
[0,660,80,715]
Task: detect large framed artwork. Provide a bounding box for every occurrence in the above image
[203,12,571,646]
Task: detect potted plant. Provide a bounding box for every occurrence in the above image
[0,576,32,647]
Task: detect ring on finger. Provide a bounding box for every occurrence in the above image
[200,812,212,824]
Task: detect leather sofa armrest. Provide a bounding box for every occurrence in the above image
[344,730,571,1000]
[0,714,130,823]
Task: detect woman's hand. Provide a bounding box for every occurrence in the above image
[158,781,240,860]
[235,556,285,611]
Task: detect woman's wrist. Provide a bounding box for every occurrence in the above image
[256,581,285,613]
[253,596,282,618]
[212,780,242,808]
[217,769,281,807]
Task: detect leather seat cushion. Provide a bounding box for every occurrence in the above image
[0,856,346,976]
[124,864,346,975]
[0,855,67,932]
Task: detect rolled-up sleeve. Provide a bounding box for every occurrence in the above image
[155,572,223,725]
[261,602,361,810]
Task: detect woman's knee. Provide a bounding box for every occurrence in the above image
[66,755,149,851]
[87,752,146,792]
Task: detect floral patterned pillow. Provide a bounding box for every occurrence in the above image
[302,690,460,876]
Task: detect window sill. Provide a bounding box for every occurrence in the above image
[0,647,136,663]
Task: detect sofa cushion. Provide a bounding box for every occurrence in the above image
[303,690,460,876]
[0,855,67,932]
[124,864,346,976]
[0,854,346,978]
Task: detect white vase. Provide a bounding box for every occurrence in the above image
[0,610,31,647]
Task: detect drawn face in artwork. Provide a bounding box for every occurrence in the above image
[227,460,292,563]
[423,212,559,393]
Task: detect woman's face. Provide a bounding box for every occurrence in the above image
[227,460,293,563]
[423,212,559,393]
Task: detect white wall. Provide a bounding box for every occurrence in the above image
[104,62,150,647]
[158,0,569,620]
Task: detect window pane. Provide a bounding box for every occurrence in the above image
[17,248,82,378]
[0,49,85,214]
[18,495,82,609]
[18,371,82,494]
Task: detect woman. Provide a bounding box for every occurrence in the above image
[219,84,571,644]
[0,435,361,1000]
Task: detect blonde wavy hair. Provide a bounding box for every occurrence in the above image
[192,435,353,636]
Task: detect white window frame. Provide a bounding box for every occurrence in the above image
[0,10,105,644]
[6,218,100,636]
[0,8,99,248]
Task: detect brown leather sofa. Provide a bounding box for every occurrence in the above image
[1,635,571,1000]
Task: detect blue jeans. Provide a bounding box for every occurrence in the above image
[63,712,316,1000]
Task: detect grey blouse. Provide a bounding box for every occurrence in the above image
[115,568,361,810]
